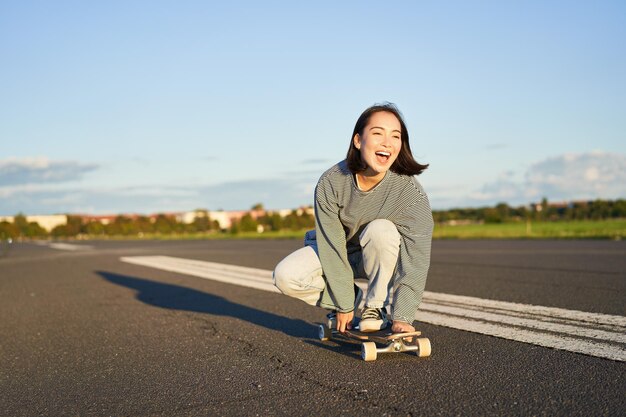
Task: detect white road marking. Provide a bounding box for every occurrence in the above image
[122,256,277,293]
[39,242,94,251]
[120,255,626,362]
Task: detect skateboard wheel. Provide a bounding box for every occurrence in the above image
[416,337,431,357]
[361,342,377,361]
[318,324,331,341]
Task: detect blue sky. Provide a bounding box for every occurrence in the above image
[1,1,625,215]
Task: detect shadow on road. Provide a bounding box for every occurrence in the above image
[97,271,316,339]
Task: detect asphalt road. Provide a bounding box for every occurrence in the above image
[1,239,625,416]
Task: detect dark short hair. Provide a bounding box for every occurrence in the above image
[346,102,428,176]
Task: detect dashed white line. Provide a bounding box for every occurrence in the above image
[37,242,94,251]
[120,255,626,362]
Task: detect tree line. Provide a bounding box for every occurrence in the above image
[0,208,316,240]
[1,198,624,240]
[433,198,626,224]
[231,210,315,234]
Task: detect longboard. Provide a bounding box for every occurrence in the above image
[318,320,431,361]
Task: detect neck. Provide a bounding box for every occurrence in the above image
[356,171,385,191]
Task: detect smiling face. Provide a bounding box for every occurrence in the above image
[353,111,402,179]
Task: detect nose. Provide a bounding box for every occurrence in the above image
[381,133,392,147]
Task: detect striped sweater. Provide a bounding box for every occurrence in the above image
[314,160,434,324]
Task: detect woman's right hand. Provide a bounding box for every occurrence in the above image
[336,311,354,333]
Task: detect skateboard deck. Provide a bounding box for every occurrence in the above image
[318,319,431,361]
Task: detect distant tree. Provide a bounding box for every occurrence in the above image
[84,221,105,235]
[510,205,528,221]
[103,216,138,236]
[191,210,212,233]
[251,203,264,211]
[104,221,121,236]
[612,199,626,218]
[589,199,611,220]
[0,221,20,240]
[51,225,71,237]
[239,213,258,232]
[259,212,283,231]
[29,222,48,237]
[483,208,502,224]
[135,216,154,234]
[282,210,315,230]
[13,214,28,235]
[575,201,591,220]
[495,203,510,222]
[229,219,240,234]
[299,209,315,228]
[563,204,574,221]
[153,214,175,234]
[65,216,83,236]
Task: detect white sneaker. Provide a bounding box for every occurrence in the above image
[359,307,389,332]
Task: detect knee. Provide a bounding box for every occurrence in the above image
[273,246,323,298]
[273,260,291,295]
[360,219,400,250]
[273,258,302,297]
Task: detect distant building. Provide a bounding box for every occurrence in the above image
[0,206,315,233]
[0,215,68,232]
[78,214,120,225]
[208,209,265,230]
[274,207,314,218]
[208,211,233,230]
[178,210,209,224]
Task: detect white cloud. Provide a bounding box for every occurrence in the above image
[471,151,626,205]
[0,157,99,186]
[0,178,316,215]
[7,151,622,215]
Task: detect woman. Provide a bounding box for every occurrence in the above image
[273,103,433,334]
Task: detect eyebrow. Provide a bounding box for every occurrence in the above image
[369,126,401,134]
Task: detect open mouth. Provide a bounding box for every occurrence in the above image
[375,151,391,164]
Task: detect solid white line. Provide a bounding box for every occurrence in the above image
[119,256,626,362]
[416,311,626,362]
[423,299,623,333]
[423,291,626,327]
[120,256,279,293]
[420,303,625,343]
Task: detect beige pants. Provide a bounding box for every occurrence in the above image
[273,219,401,310]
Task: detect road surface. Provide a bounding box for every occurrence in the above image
[1,239,624,416]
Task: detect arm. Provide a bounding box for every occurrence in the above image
[392,184,434,324]
[314,177,356,314]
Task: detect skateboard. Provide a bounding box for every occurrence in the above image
[318,319,431,362]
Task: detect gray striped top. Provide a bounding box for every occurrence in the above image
[314,160,434,324]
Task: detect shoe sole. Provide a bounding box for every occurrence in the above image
[359,319,389,333]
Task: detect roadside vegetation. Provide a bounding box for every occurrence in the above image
[434,219,625,240]
[432,198,626,240]
[1,199,624,241]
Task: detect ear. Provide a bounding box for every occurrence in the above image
[353,134,361,150]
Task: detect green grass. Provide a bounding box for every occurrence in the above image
[198,229,307,240]
[65,229,309,241]
[433,219,626,240]
[28,220,626,241]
